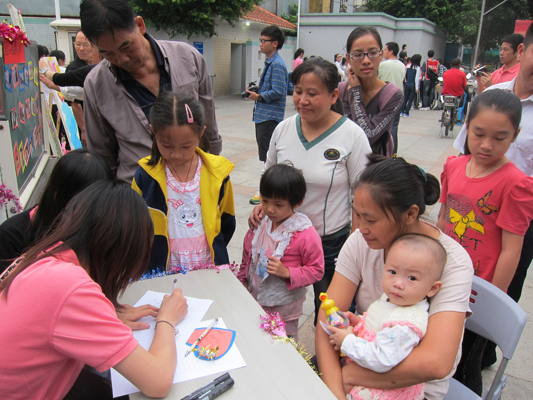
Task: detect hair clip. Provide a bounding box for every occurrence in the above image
[418,166,428,182]
[184,104,194,124]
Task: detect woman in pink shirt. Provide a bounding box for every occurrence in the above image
[0,181,188,400]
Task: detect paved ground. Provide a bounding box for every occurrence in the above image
[215,94,533,399]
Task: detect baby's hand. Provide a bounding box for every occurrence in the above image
[345,311,361,327]
[266,257,290,279]
[328,325,354,351]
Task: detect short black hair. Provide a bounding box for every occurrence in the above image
[80,0,137,43]
[502,33,524,53]
[402,44,407,50]
[260,164,306,208]
[399,50,407,60]
[450,58,461,67]
[38,45,49,58]
[50,50,66,62]
[346,26,382,54]
[385,42,399,57]
[292,57,339,94]
[428,50,435,58]
[261,25,285,50]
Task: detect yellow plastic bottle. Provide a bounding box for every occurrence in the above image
[319,293,349,329]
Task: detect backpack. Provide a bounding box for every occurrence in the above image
[338,81,398,157]
[426,65,439,83]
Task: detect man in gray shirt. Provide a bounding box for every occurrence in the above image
[378,42,405,155]
[80,0,221,184]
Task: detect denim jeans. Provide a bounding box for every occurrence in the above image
[400,85,416,115]
[313,231,350,325]
[422,80,435,108]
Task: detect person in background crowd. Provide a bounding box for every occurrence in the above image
[420,50,440,110]
[378,41,405,155]
[335,53,347,81]
[476,33,523,94]
[293,48,305,70]
[247,25,288,205]
[400,54,422,118]
[442,58,467,98]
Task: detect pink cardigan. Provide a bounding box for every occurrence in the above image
[238,226,324,291]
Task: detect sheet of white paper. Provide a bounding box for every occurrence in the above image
[111,293,246,397]
[111,290,213,397]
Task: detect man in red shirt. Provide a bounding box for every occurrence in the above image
[476,33,523,94]
[442,58,467,97]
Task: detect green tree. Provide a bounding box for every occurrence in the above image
[365,0,530,63]
[130,0,262,38]
[281,3,299,36]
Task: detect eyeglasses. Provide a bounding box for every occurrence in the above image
[75,42,90,49]
[349,49,382,61]
[259,39,274,44]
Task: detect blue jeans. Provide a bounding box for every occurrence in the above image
[422,80,435,108]
[401,85,416,115]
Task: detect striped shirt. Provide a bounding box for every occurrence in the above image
[253,51,288,123]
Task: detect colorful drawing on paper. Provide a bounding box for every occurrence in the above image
[31,96,36,116]
[25,98,30,120]
[24,66,29,86]
[185,328,236,360]
[41,57,61,73]
[5,66,12,92]
[28,61,33,80]
[18,69,24,91]
[33,67,38,85]
[18,102,25,124]
[12,65,19,88]
[12,125,44,177]
[10,106,18,129]
[54,91,82,149]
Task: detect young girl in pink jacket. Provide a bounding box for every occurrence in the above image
[238,164,324,339]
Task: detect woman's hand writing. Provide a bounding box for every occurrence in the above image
[116,304,159,330]
[328,325,354,351]
[158,288,188,327]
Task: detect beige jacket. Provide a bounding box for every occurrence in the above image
[84,39,221,184]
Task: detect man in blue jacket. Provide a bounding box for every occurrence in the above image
[247,25,288,204]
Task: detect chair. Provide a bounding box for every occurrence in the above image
[457,95,468,126]
[443,276,527,400]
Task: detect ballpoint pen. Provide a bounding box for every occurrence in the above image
[170,278,177,294]
[185,318,219,357]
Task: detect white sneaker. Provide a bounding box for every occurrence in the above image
[420,107,430,111]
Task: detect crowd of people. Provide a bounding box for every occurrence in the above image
[1,0,532,399]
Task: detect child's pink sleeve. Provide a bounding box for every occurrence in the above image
[285,227,325,290]
[237,229,254,284]
[497,175,533,236]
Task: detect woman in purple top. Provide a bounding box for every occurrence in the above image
[340,27,403,156]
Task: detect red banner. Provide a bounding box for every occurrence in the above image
[3,37,25,64]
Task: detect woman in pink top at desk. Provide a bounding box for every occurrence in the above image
[0,181,188,400]
[476,33,523,94]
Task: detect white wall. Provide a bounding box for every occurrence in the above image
[298,13,447,63]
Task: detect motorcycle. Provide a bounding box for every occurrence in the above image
[440,95,460,137]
